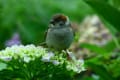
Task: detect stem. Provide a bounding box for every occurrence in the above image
[112,36,120,49]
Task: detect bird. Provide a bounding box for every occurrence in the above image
[45,14,74,51]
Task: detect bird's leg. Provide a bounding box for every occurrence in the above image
[62,49,76,61]
[66,49,76,61]
[62,50,70,60]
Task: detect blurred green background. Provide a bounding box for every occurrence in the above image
[0,0,94,48]
[0,0,120,80]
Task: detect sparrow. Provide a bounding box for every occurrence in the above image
[45,14,74,51]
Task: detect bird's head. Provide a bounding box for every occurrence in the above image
[49,14,70,28]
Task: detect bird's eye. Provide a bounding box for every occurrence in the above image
[50,20,55,25]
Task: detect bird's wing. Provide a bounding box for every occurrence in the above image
[39,27,48,47]
[70,23,75,36]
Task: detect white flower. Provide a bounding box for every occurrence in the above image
[0,56,12,61]
[52,60,60,65]
[41,52,54,62]
[23,56,31,63]
[66,59,85,73]
[78,59,84,66]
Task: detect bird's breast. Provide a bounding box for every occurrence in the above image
[52,28,72,40]
[46,27,74,50]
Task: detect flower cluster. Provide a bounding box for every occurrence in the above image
[0,44,85,73]
[0,44,45,62]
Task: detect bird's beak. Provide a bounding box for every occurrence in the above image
[49,24,54,28]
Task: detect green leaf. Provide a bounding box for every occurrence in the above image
[103,40,116,52]
[84,0,120,32]
[111,0,120,9]
[80,43,108,54]
[86,62,115,80]
[0,62,7,71]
